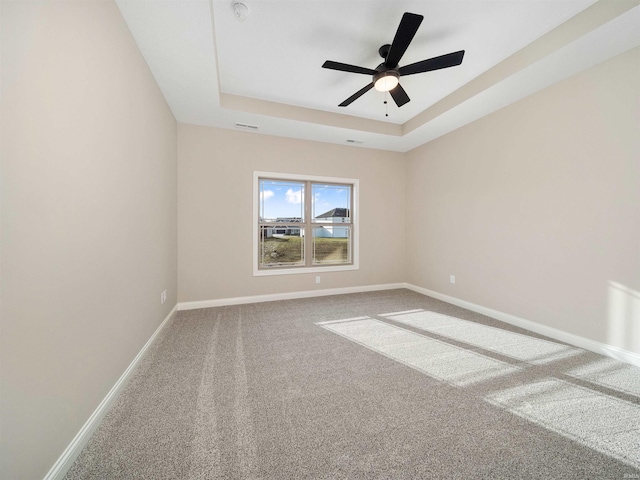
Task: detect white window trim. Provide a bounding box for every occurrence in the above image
[253,171,359,276]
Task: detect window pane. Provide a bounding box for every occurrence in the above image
[260,226,304,267]
[312,183,350,223]
[259,179,304,223]
[313,226,351,265]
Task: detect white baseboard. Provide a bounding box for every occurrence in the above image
[178,282,639,367]
[177,283,407,310]
[44,283,639,479]
[43,305,177,480]
[404,283,640,368]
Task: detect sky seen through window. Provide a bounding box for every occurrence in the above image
[259,180,350,221]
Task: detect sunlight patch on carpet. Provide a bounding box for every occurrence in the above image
[485,378,640,468]
[380,309,582,365]
[317,317,520,387]
[568,357,640,397]
[318,314,640,469]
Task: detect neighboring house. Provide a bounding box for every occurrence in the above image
[261,210,350,238]
[314,208,350,238]
[262,217,302,238]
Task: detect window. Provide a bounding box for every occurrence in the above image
[253,172,359,275]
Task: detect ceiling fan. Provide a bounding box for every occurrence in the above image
[322,12,465,108]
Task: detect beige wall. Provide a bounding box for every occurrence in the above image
[0,2,177,479]
[1,1,637,477]
[178,124,406,302]
[405,47,640,354]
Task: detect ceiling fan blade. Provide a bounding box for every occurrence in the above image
[322,60,377,76]
[385,12,424,69]
[389,84,410,107]
[339,83,374,107]
[399,50,465,76]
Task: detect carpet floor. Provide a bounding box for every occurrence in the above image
[65,289,640,479]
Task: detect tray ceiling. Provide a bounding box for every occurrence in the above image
[116,0,640,151]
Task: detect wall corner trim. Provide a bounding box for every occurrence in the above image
[43,305,178,480]
[404,283,640,368]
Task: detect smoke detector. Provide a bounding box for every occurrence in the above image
[232,2,250,21]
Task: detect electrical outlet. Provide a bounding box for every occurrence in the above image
[316,276,321,284]
[450,275,456,284]
[161,290,167,304]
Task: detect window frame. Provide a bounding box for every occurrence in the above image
[253,171,359,276]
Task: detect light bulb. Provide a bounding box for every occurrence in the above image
[373,72,399,92]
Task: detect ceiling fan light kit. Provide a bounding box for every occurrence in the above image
[373,71,399,92]
[322,12,465,111]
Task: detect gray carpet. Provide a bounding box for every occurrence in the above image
[65,289,640,479]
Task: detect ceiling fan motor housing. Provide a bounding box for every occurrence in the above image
[378,44,392,59]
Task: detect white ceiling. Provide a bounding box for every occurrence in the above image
[115,0,640,152]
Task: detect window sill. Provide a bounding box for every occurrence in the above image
[253,264,359,276]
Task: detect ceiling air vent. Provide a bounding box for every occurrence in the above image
[235,122,259,131]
